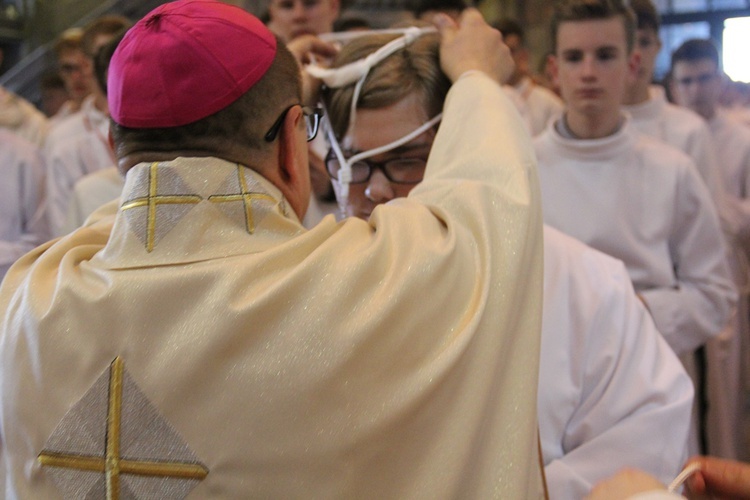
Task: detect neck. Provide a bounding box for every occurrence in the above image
[563,109,623,139]
[507,72,525,87]
[623,79,650,105]
[117,148,260,174]
[94,93,109,115]
[699,107,716,121]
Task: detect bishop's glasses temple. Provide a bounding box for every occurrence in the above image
[264,105,323,143]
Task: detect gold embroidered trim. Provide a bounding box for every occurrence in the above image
[121,162,202,252]
[208,164,276,234]
[38,453,106,472]
[38,357,209,499]
[38,452,209,479]
[106,356,123,499]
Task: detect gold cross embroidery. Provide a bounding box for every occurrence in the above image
[38,357,208,500]
[208,165,276,234]
[121,162,202,252]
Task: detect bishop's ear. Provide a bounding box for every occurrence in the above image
[278,105,311,219]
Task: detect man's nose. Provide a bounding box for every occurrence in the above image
[365,169,395,204]
[291,1,307,18]
[581,55,596,80]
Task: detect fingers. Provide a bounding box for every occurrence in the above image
[285,35,338,106]
[287,35,338,66]
[685,456,750,499]
[436,8,511,84]
[432,12,458,41]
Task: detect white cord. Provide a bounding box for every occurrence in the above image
[318,27,437,44]
[667,462,702,493]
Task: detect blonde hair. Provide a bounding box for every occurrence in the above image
[322,32,450,139]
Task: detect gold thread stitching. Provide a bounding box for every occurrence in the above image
[208,165,275,234]
[38,453,105,472]
[37,357,209,498]
[106,357,123,500]
[120,163,202,252]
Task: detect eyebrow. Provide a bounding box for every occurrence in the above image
[561,45,620,55]
[343,142,432,157]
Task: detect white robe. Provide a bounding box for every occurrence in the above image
[43,95,107,154]
[540,226,693,500]
[703,111,750,459]
[506,76,564,137]
[0,130,50,281]
[623,86,724,209]
[61,166,124,234]
[0,73,547,498]
[534,117,735,356]
[721,105,750,128]
[44,96,114,236]
[0,86,49,147]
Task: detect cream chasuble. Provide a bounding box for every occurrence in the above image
[0,74,544,499]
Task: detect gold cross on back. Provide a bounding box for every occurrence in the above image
[38,357,208,500]
[208,164,276,234]
[121,162,202,252]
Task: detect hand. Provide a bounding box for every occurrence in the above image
[685,456,750,499]
[586,468,667,500]
[433,8,514,84]
[286,35,339,106]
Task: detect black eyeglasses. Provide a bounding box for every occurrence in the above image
[325,148,428,184]
[264,104,323,142]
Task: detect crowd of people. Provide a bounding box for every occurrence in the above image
[1,0,750,497]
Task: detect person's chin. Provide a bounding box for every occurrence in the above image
[291,28,314,40]
[354,209,371,221]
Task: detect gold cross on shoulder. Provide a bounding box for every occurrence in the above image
[121,162,203,252]
[208,164,276,234]
[38,358,208,500]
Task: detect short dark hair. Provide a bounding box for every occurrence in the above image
[81,16,132,58]
[94,31,126,96]
[629,0,660,32]
[671,38,720,72]
[111,39,302,160]
[550,0,636,53]
[492,18,525,43]
[412,0,467,18]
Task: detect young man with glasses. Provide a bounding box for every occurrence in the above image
[51,29,91,121]
[671,38,750,460]
[322,25,692,500]
[0,2,550,497]
[44,16,132,236]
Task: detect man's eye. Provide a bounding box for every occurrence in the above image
[563,51,583,63]
[596,49,617,61]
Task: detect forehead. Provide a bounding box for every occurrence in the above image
[556,17,628,53]
[58,48,85,61]
[348,93,430,151]
[672,58,718,77]
[636,27,659,39]
[269,0,332,9]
